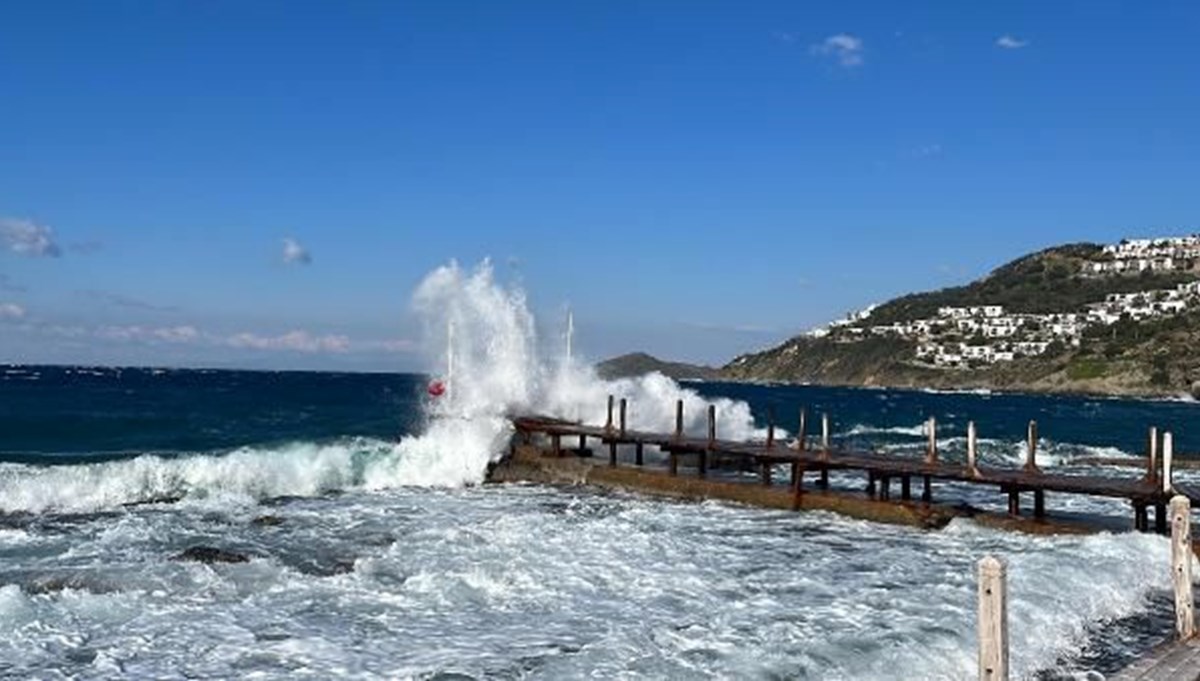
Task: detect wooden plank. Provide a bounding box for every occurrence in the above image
[1111,639,1200,680]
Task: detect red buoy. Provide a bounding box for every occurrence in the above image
[428,380,446,397]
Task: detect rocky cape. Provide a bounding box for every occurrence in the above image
[721,243,1200,399]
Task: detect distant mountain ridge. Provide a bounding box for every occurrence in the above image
[595,353,721,381]
[720,239,1200,398]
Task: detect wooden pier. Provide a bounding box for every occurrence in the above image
[510,397,1196,533]
[506,398,1200,679]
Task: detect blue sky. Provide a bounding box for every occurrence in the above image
[2,1,1199,371]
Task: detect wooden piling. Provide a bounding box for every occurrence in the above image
[668,451,678,476]
[821,413,831,453]
[922,475,932,504]
[1147,426,1159,484]
[791,462,805,510]
[579,434,586,452]
[977,556,1009,681]
[966,421,981,479]
[609,440,617,467]
[606,395,614,431]
[619,398,627,436]
[926,416,938,465]
[552,433,562,458]
[766,407,775,450]
[1170,495,1194,639]
[797,408,808,451]
[1007,489,1020,517]
[635,442,644,466]
[761,460,773,486]
[1163,431,1174,495]
[818,468,829,489]
[707,404,716,448]
[1024,421,1040,474]
[901,475,911,501]
[1033,490,1045,520]
[674,399,683,440]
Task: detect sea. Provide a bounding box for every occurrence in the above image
[2,262,1198,680]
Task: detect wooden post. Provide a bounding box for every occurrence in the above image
[926,416,938,465]
[766,408,775,450]
[797,408,808,451]
[922,475,932,504]
[635,442,644,466]
[707,404,716,448]
[1163,431,1174,495]
[880,475,891,500]
[977,556,1009,681]
[674,400,683,440]
[761,460,773,486]
[552,433,562,458]
[609,440,617,467]
[818,468,829,489]
[821,413,830,452]
[1146,426,1159,484]
[619,398,627,436]
[606,395,614,431]
[901,475,911,501]
[1024,420,1040,474]
[791,463,805,510]
[669,451,678,476]
[1170,495,1195,639]
[966,421,980,478]
[1033,490,1045,519]
[579,434,586,453]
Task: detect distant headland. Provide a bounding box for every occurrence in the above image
[604,235,1200,399]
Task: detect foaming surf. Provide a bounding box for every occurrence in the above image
[0,260,767,514]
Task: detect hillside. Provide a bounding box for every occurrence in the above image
[596,353,721,381]
[722,240,1200,397]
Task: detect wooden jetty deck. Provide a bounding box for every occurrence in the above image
[510,399,1195,533]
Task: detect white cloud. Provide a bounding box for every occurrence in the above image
[811,33,864,68]
[363,338,418,353]
[996,34,1029,49]
[96,325,200,344]
[227,330,349,353]
[1,217,62,257]
[282,238,312,265]
[0,302,26,321]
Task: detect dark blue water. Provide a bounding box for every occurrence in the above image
[4,365,1197,464]
[0,365,425,462]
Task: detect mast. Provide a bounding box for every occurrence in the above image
[566,310,574,364]
[446,318,454,403]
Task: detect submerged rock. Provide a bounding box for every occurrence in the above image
[173,546,250,564]
[251,515,284,527]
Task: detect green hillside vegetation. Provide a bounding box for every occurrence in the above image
[864,243,1193,326]
[722,243,1200,397]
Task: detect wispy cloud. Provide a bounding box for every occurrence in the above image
[995,34,1029,49]
[227,330,349,353]
[1,217,62,258]
[810,33,864,68]
[282,238,312,265]
[0,302,26,321]
[78,289,178,313]
[96,325,200,344]
[0,274,25,292]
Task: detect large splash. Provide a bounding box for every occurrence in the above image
[0,260,767,513]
